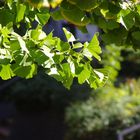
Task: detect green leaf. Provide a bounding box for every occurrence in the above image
[87,33,102,61]
[107,20,119,30]
[51,9,64,20]
[87,68,108,89]
[82,48,92,60]
[68,0,99,11]
[82,42,92,60]
[100,5,117,19]
[60,1,90,26]
[0,9,14,26]
[94,69,108,86]
[118,10,135,30]
[29,29,46,41]
[99,18,119,30]
[0,64,14,80]
[53,54,64,64]
[11,32,29,53]
[16,4,26,22]
[101,28,128,45]
[30,50,49,65]
[1,26,11,37]
[77,26,88,33]
[41,32,56,47]
[63,27,76,42]
[0,59,10,65]
[11,64,37,79]
[36,13,50,25]
[78,64,91,84]
[59,63,73,89]
[76,0,99,11]
[73,42,83,49]
[67,57,75,74]
[10,39,20,51]
[18,36,29,53]
[56,39,70,52]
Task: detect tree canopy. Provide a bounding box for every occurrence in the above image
[0,0,139,89]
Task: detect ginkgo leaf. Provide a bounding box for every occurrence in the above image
[60,1,90,26]
[63,27,76,42]
[87,33,102,61]
[0,64,15,80]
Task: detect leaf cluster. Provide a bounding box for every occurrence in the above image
[52,0,140,48]
[0,0,108,89]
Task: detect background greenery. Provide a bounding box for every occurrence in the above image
[65,79,140,140]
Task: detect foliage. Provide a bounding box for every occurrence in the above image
[65,79,140,140]
[0,0,108,89]
[52,0,140,49]
[1,0,140,89]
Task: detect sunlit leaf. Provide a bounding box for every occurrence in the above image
[0,64,15,80]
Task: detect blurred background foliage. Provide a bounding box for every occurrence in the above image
[65,79,140,140]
